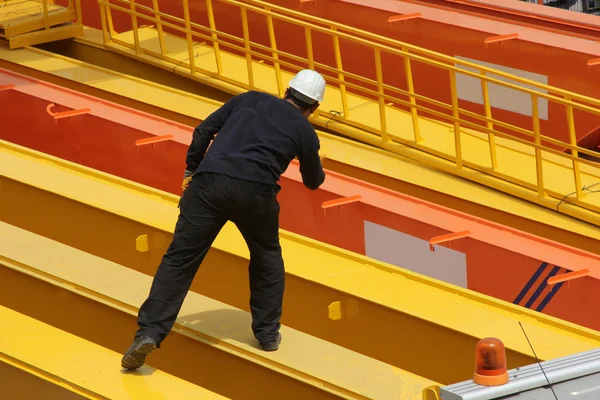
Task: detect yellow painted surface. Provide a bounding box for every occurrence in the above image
[99,24,600,225]
[0,0,80,48]
[1,138,598,367]
[0,40,595,245]
[0,41,222,116]
[0,305,227,399]
[0,1,64,27]
[0,221,438,400]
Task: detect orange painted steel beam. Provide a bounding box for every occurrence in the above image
[4,67,600,331]
[432,0,600,32]
[371,0,600,40]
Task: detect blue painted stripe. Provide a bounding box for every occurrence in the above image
[536,278,565,313]
[524,266,561,309]
[513,262,548,305]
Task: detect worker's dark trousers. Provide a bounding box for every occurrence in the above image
[135,172,284,346]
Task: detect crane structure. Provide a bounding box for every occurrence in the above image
[0,0,599,398]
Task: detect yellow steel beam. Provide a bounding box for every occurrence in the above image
[0,361,87,400]
[0,40,596,254]
[0,305,228,400]
[0,221,439,400]
[0,140,598,386]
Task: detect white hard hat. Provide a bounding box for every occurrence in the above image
[288,69,326,104]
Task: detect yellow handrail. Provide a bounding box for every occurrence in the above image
[249,0,600,109]
[97,0,600,218]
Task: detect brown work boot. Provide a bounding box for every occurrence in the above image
[260,333,282,352]
[121,336,157,370]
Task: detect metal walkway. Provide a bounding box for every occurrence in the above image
[95,0,600,226]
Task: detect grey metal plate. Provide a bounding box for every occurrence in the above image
[440,349,600,400]
[498,372,600,399]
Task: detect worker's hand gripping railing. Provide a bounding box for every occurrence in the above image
[96,0,600,216]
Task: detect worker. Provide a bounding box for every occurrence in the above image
[121,69,327,370]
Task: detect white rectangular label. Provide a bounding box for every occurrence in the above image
[454,56,548,120]
[364,221,468,288]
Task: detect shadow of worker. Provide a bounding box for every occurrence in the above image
[175,308,263,351]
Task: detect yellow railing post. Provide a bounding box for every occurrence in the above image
[42,0,49,30]
[332,26,349,118]
[449,70,463,168]
[99,1,110,45]
[206,0,223,74]
[74,0,83,28]
[402,47,420,142]
[305,26,314,69]
[240,7,254,89]
[374,48,388,142]
[531,94,545,197]
[480,72,497,170]
[181,0,196,75]
[565,96,583,199]
[105,0,115,36]
[151,0,167,54]
[129,0,141,55]
[265,7,284,96]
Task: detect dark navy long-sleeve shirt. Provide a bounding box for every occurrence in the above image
[186,90,325,190]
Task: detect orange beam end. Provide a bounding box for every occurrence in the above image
[429,230,471,251]
[135,134,175,147]
[388,13,422,23]
[484,33,519,44]
[0,84,15,91]
[548,269,591,285]
[322,195,362,209]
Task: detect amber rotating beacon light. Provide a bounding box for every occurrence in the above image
[473,337,509,386]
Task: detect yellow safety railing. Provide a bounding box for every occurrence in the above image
[97,0,600,215]
[2,0,81,30]
[0,0,82,48]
